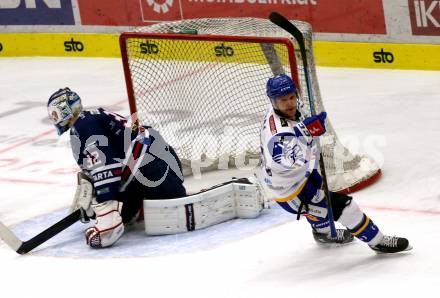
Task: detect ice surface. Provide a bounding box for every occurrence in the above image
[0,58,439,297]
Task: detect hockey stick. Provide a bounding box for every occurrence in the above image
[0,208,82,254]
[269,11,337,238]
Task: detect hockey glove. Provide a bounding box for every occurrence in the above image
[303,112,327,137]
[298,170,322,204]
[296,170,323,220]
[70,171,95,223]
[307,169,323,191]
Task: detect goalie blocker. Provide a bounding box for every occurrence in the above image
[143,178,267,235]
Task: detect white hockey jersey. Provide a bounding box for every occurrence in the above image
[259,105,320,202]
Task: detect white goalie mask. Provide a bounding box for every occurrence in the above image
[47,88,82,135]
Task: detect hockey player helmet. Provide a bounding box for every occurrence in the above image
[266,74,298,101]
[47,87,82,135]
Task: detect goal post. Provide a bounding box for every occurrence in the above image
[120,32,297,176]
[119,17,381,194]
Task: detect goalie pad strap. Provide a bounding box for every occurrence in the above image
[185,204,196,232]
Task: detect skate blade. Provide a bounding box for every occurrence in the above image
[314,239,356,248]
[372,244,413,254]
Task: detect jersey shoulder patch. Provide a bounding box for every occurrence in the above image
[269,115,277,135]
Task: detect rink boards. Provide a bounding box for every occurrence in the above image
[1,33,440,70]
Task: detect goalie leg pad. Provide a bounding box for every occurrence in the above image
[143,181,265,235]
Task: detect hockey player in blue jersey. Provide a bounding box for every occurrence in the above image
[47,88,186,248]
[259,74,411,253]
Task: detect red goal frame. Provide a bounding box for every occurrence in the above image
[119,32,300,119]
[118,32,381,194]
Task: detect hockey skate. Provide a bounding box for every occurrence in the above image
[312,229,354,245]
[369,235,412,253]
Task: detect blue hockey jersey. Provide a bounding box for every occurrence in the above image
[69,108,184,203]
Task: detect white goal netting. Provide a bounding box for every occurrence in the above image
[120,17,381,193]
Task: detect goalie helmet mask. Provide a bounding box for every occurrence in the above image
[266,74,298,101]
[47,87,82,135]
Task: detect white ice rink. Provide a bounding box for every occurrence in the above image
[0,57,439,297]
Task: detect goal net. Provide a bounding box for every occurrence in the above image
[120,18,381,194]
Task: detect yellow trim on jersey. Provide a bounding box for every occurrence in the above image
[304,214,320,222]
[351,216,370,236]
[274,179,308,203]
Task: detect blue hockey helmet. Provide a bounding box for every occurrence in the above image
[47,87,82,135]
[266,74,298,101]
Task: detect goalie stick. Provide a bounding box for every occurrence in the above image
[0,208,82,254]
[0,177,259,254]
[269,11,337,238]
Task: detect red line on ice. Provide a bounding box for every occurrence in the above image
[0,64,210,155]
[0,102,124,155]
[0,175,439,216]
[0,129,55,154]
[0,178,56,185]
[361,204,440,216]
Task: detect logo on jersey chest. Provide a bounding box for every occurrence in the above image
[289,144,303,164]
[93,170,114,182]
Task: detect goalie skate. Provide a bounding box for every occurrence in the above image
[312,229,354,245]
[369,236,412,254]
